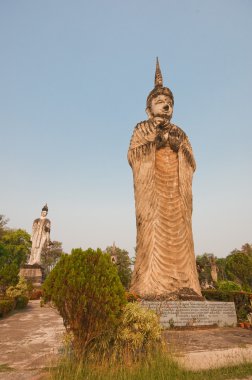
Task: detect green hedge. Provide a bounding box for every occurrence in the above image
[0,299,15,317]
[202,290,252,321]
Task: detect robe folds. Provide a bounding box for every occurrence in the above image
[128,119,201,297]
[28,218,51,265]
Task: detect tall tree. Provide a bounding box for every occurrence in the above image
[225,251,252,290]
[104,245,132,289]
[0,214,9,240]
[196,253,217,286]
[216,258,227,281]
[0,243,19,294]
[40,240,63,276]
[1,229,31,267]
[241,243,252,255]
[0,228,31,295]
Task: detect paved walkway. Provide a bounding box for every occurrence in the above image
[1,301,252,379]
[0,300,64,379]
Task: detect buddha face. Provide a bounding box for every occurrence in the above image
[41,210,48,218]
[149,94,173,119]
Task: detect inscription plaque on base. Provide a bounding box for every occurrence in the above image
[141,300,237,328]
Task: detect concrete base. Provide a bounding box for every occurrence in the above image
[19,264,44,287]
[141,300,237,328]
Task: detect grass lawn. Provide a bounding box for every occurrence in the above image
[48,353,252,380]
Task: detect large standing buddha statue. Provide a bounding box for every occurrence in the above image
[128,59,201,298]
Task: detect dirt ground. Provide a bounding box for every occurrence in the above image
[165,328,252,370]
[1,300,252,379]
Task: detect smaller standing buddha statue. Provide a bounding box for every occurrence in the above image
[28,204,51,265]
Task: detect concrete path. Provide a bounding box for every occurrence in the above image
[0,300,64,379]
[1,301,252,379]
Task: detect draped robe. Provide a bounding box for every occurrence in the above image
[28,217,51,265]
[128,119,201,297]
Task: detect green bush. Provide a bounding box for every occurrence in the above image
[217,280,242,292]
[15,295,29,309]
[42,248,126,356]
[0,299,15,317]
[87,302,162,364]
[113,302,162,362]
[0,229,31,294]
[6,276,29,310]
[6,276,29,298]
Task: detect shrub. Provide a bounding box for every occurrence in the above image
[6,276,29,310]
[42,248,126,356]
[15,295,29,309]
[217,280,242,292]
[0,299,15,317]
[89,302,162,364]
[6,276,29,298]
[29,288,43,300]
[113,302,162,362]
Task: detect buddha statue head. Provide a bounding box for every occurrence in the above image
[41,204,48,218]
[146,58,174,121]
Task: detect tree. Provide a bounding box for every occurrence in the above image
[1,229,31,267]
[241,243,252,255]
[216,258,227,281]
[0,229,31,295]
[0,243,19,295]
[0,214,8,239]
[105,245,132,289]
[230,243,252,257]
[196,253,217,286]
[40,240,63,276]
[42,248,126,355]
[225,251,252,290]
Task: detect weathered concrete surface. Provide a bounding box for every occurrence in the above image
[128,60,201,298]
[0,300,64,379]
[165,328,252,371]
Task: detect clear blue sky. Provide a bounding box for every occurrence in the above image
[1,0,251,258]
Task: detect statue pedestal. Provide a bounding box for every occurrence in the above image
[19,264,44,287]
[141,300,237,328]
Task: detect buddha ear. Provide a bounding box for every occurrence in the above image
[146,107,152,119]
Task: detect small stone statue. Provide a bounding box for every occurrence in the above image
[210,256,218,283]
[28,204,51,265]
[128,59,201,298]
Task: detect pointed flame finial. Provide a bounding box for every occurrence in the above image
[155,57,163,87]
[146,58,174,109]
[42,203,48,212]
